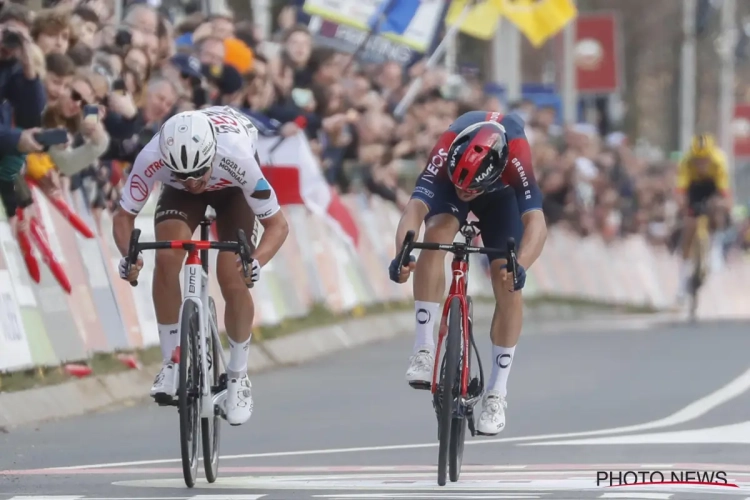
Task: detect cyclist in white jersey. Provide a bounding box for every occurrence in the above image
[112,106,289,426]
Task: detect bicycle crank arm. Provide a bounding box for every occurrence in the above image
[212,389,228,419]
[462,395,482,408]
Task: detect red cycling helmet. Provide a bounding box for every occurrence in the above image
[447,121,509,192]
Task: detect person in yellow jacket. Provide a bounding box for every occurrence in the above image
[675,133,731,300]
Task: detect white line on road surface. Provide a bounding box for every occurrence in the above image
[599,494,673,499]
[45,365,750,471]
[6,497,266,500]
[312,495,543,499]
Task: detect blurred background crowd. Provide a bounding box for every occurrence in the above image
[0,0,748,256]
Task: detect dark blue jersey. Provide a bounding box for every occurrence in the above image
[413,111,543,215]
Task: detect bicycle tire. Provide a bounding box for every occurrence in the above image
[202,297,221,483]
[449,296,471,482]
[437,297,463,486]
[179,300,201,488]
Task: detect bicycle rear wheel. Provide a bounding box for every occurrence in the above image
[202,297,221,483]
[437,297,463,486]
[179,300,201,488]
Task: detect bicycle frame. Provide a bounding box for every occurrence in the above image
[179,239,229,420]
[431,255,471,400]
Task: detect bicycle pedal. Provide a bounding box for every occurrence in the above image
[153,393,176,406]
[408,381,431,391]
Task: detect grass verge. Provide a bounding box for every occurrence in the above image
[0,295,656,394]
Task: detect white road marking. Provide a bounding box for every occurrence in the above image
[312,495,542,499]
[46,364,750,471]
[599,494,673,499]
[6,497,266,500]
[7,497,84,500]
[523,420,750,445]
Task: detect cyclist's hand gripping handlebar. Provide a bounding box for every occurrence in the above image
[126,228,142,287]
[236,229,254,289]
[397,230,415,268]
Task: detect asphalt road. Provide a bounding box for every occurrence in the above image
[2,315,750,500]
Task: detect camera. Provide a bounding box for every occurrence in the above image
[2,28,23,50]
[114,28,132,47]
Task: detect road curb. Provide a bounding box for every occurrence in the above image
[0,302,630,429]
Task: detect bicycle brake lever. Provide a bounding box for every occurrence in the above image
[127,229,142,287]
[237,229,254,289]
[398,230,415,268]
[506,238,518,290]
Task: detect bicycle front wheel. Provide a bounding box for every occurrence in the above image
[179,300,201,488]
[437,297,463,486]
[202,297,221,483]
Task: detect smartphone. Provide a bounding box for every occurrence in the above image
[291,88,314,108]
[83,104,99,124]
[111,79,126,93]
[34,128,68,147]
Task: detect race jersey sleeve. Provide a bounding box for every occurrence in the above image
[498,113,543,214]
[118,137,163,215]
[225,138,280,220]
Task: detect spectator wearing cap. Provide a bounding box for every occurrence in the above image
[224,37,253,76]
[202,60,243,107]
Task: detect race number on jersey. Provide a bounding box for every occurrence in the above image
[201,107,258,137]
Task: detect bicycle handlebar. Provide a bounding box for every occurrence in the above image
[397,225,520,288]
[125,228,253,287]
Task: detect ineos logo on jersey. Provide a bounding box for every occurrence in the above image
[496,353,512,368]
[188,266,197,294]
[416,308,431,324]
[129,174,148,202]
[424,148,447,181]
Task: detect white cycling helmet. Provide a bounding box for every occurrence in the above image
[158,111,217,176]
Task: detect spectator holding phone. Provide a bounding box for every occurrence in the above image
[39,70,109,176]
[0,4,48,156]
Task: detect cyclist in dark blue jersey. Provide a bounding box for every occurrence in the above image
[389,110,547,436]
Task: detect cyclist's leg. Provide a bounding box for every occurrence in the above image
[406,182,467,387]
[210,188,256,425]
[150,186,206,397]
[471,189,524,435]
[678,183,709,299]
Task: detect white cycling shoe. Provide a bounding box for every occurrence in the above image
[225,373,254,426]
[476,389,507,435]
[405,346,434,389]
[150,361,178,400]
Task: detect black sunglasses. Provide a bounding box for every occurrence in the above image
[171,165,211,181]
[71,89,90,106]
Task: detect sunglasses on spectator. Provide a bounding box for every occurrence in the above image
[172,165,211,182]
[71,90,90,107]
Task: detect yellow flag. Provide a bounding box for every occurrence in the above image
[499,0,577,47]
[444,0,504,41]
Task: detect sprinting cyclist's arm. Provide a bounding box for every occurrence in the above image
[239,156,288,266]
[501,134,546,270]
[713,150,731,198]
[113,146,161,256]
[394,198,430,253]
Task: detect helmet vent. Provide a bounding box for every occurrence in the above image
[180,145,188,170]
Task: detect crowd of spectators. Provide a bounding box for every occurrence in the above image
[0,0,746,254]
